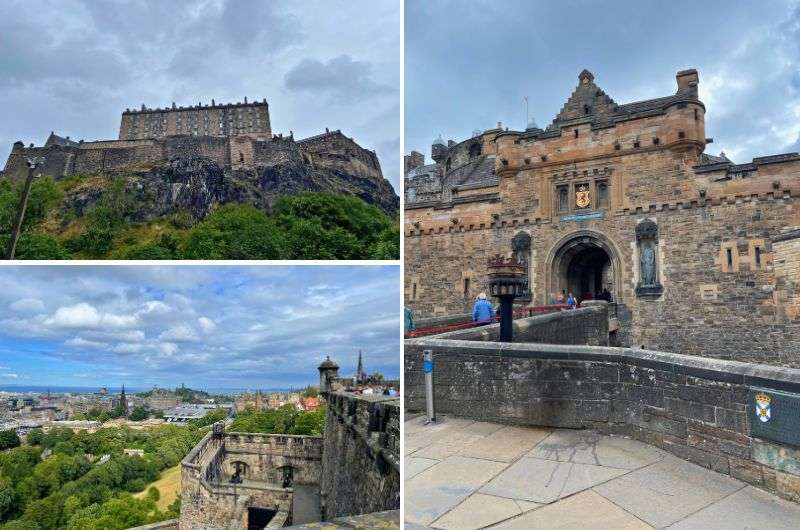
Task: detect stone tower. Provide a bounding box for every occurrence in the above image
[356,350,366,384]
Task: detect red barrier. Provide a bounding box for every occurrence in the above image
[404,304,574,338]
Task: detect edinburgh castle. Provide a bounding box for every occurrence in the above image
[2,97,399,217]
[404,69,800,365]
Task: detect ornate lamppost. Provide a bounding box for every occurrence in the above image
[5,156,46,260]
[487,255,529,342]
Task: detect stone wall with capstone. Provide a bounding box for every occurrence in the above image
[405,337,800,503]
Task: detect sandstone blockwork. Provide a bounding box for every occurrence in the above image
[176,391,400,530]
[405,69,800,365]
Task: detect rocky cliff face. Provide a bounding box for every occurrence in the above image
[62,155,399,222]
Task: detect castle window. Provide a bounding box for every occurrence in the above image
[574,129,579,138]
[463,278,470,299]
[412,283,418,300]
[583,104,590,115]
[596,180,609,208]
[694,108,699,121]
[755,246,762,267]
[726,248,733,268]
[678,131,685,139]
[652,137,660,145]
[633,140,640,148]
[557,185,569,213]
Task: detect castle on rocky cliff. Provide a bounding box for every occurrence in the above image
[2,97,383,188]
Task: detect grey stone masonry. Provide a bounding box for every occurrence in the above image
[405,337,800,503]
[319,391,400,521]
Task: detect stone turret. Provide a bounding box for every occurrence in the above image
[318,356,339,393]
[431,135,447,164]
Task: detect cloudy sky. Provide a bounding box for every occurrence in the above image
[0,0,400,189]
[0,266,400,390]
[406,0,800,164]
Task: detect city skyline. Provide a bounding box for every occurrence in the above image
[0,266,400,388]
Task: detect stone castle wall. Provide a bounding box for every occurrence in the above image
[319,392,400,520]
[178,431,321,530]
[430,304,609,344]
[2,131,384,185]
[405,338,800,503]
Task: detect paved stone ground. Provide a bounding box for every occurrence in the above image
[405,414,800,529]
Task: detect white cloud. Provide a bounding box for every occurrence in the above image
[2,373,19,379]
[9,298,45,314]
[65,337,107,349]
[45,302,138,330]
[158,342,179,356]
[198,317,216,334]
[159,325,199,342]
[112,343,144,354]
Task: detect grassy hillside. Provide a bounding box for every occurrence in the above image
[133,465,180,512]
[0,175,399,260]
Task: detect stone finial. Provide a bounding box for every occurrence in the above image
[579,69,594,84]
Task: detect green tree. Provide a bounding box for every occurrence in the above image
[25,431,43,447]
[301,385,319,398]
[127,407,149,422]
[146,486,159,503]
[0,431,21,451]
[182,204,286,259]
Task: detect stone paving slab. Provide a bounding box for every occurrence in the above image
[405,456,439,480]
[666,485,800,529]
[593,456,745,528]
[459,425,551,462]
[404,455,508,526]
[528,429,666,469]
[480,457,628,503]
[413,429,489,460]
[490,490,655,530]
[430,493,541,530]
[404,417,800,529]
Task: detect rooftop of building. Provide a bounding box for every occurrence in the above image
[122,97,268,115]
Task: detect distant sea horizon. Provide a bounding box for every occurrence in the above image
[0,384,308,395]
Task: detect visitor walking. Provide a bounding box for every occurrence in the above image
[566,292,577,309]
[472,292,494,323]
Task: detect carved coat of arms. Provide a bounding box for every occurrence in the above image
[575,184,591,209]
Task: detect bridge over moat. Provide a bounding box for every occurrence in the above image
[404,303,800,528]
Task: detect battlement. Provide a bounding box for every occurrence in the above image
[122,98,268,116]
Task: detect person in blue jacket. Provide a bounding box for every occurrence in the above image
[472,292,494,323]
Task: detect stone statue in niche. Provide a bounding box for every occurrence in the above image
[511,231,532,301]
[635,219,662,297]
[640,243,656,286]
[512,231,531,265]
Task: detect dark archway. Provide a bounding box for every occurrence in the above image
[546,231,621,304]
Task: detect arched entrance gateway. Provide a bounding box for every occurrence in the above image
[546,230,622,304]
